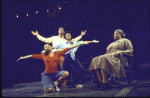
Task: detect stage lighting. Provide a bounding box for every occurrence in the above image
[36,11,39,14]
[47,9,49,12]
[16,14,19,18]
[59,6,61,9]
[26,13,28,16]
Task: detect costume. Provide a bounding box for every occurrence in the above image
[89,38,133,78]
[37,34,82,68]
[55,41,84,84]
[32,48,70,89]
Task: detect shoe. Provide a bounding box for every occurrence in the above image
[94,83,102,90]
[76,84,83,88]
[99,83,110,90]
[54,81,60,91]
[91,77,99,84]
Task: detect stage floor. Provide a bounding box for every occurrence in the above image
[2,63,150,97]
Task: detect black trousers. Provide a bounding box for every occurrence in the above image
[62,54,83,84]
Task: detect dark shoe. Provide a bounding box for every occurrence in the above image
[91,77,99,84]
[99,83,110,90]
[94,83,102,90]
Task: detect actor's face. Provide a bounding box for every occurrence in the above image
[113,31,120,40]
[44,44,52,51]
[58,28,65,35]
[65,33,72,40]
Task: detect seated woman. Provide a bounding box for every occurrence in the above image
[17,42,89,93]
[89,29,133,90]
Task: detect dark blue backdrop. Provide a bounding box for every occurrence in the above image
[2,0,149,87]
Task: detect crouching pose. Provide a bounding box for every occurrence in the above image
[17,42,89,93]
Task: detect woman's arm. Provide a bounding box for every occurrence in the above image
[17,54,43,62]
[17,55,32,62]
[113,39,133,57]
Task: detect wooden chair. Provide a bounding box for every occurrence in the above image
[109,52,137,86]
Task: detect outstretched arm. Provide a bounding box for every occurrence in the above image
[17,54,43,62]
[72,30,86,42]
[68,41,90,49]
[58,42,89,56]
[17,55,32,62]
[31,30,54,43]
[84,40,99,44]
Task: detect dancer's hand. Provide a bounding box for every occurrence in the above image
[17,56,23,62]
[81,30,86,36]
[93,40,99,43]
[31,30,38,36]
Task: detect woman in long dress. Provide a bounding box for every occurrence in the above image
[89,29,133,90]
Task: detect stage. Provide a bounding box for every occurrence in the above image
[2,63,150,97]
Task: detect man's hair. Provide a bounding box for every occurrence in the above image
[58,27,65,33]
[115,29,126,38]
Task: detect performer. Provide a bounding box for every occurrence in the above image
[31,27,86,69]
[55,33,99,88]
[89,29,133,90]
[17,42,89,93]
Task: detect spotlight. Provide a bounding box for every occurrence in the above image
[16,14,19,18]
[59,6,61,9]
[47,9,49,12]
[36,11,39,14]
[26,13,28,16]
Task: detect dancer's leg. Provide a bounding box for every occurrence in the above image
[56,71,69,83]
[53,71,69,91]
[95,69,102,83]
[73,58,83,87]
[100,69,108,83]
[41,73,54,93]
[62,54,72,86]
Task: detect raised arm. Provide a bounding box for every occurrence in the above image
[72,30,86,42]
[31,30,54,43]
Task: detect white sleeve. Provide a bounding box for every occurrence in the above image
[37,34,54,43]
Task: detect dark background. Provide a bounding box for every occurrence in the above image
[2,0,149,87]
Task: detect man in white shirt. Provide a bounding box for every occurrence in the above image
[31,27,86,69]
